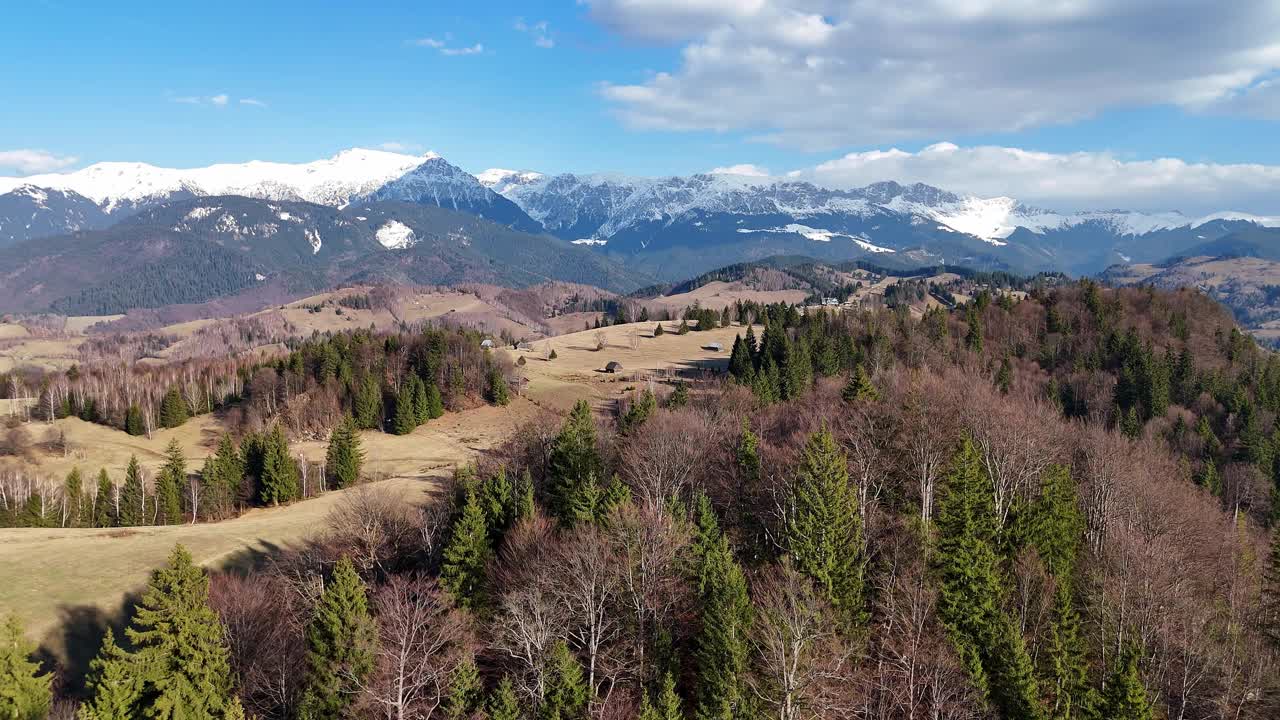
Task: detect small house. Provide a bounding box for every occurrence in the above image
[516,341,533,351]
[480,339,495,349]
[605,361,624,373]
[706,342,723,352]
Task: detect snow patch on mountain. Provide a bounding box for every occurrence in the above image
[741,224,895,253]
[376,220,417,249]
[476,168,544,195]
[305,228,322,254]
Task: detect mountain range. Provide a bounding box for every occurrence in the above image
[2,147,1278,314]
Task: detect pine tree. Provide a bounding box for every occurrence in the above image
[480,468,516,543]
[411,373,431,424]
[548,400,602,526]
[0,615,51,720]
[692,499,752,720]
[728,335,753,383]
[201,434,243,519]
[441,491,492,609]
[677,319,690,335]
[64,467,85,527]
[787,426,866,631]
[445,658,483,720]
[158,387,189,429]
[156,439,185,525]
[995,357,1013,394]
[1044,584,1096,720]
[1099,647,1152,720]
[81,628,142,720]
[516,468,536,521]
[619,389,656,435]
[300,556,376,720]
[488,676,520,720]
[93,468,116,528]
[1030,465,1084,580]
[325,415,364,490]
[354,374,384,430]
[841,364,878,404]
[123,545,234,718]
[643,672,682,720]
[540,641,589,720]
[653,323,665,337]
[1199,459,1222,496]
[966,305,984,354]
[392,382,418,435]
[118,455,146,527]
[258,425,299,505]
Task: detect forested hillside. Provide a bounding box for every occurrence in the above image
[4,281,1280,720]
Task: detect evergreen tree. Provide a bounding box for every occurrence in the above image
[93,468,116,528]
[728,335,753,383]
[325,415,364,490]
[118,545,234,719]
[81,628,142,720]
[444,658,483,720]
[1044,585,1097,720]
[300,556,376,720]
[354,374,384,430]
[841,364,878,404]
[0,615,51,720]
[258,425,299,505]
[677,319,690,335]
[64,467,85,527]
[1099,647,1152,720]
[158,387,189,429]
[995,357,1013,394]
[1199,459,1222,496]
[201,434,243,519]
[619,389,657,435]
[516,468,537,522]
[487,367,511,406]
[155,439,185,525]
[653,323,665,337]
[786,426,866,631]
[641,672,682,720]
[411,373,431,424]
[667,382,689,409]
[966,305,984,354]
[692,498,752,720]
[934,438,1044,720]
[392,381,418,436]
[125,404,146,436]
[426,381,445,419]
[540,641,589,720]
[548,400,602,526]
[440,491,492,609]
[480,467,517,543]
[488,676,520,720]
[119,455,146,527]
[1030,465,1084,580]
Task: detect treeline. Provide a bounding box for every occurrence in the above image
[0,416,365,528]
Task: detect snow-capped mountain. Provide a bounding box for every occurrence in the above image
[0,184,110,245]
[478,170,1280,277]
[0,148,540,245]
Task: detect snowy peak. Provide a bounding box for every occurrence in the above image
[476,168,544,194]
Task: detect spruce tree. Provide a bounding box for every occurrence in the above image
[125,405,146,436]
[841,364,878,404]
[1099,647,1152,720]
[440,491,492,609]
[426,381,445,419]
[487,367,511,406]
[488,676,520,720]
[1044,584,1096,720]
[158,387,189,429]
[692,498,752,720]
[540,641,589,720]
[515,468,536,522]
[156,439,185,525]
[728,335,753,383]
[300,556,376,720]
[787,426,866,631]
[201,434,243,519]
[411,373,431,424]
[392,382,418,435]
[653,323,665,337]
[64,467,85,527]
[258,425,299,505]
[642,672,682,720]
[354,374,384,430]
[325,415,364,490]
[444,658,483,720]
[93,468,116,528]
[81,628,142,720]
[123,545,234,718]
[480,468,516,543]
[548,400,602,526]
[118,455,146,527]
[1030,465,1084,580]
[0,615,51,720]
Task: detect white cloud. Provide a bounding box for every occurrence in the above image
[416,36,484,56]
[791,143,1280,216]
[440,43,484,56]
[587,0,1280,149]
[708,163,770,177]
[378,141,424,153]
[210,94,229,107]
[0,149,79,175]
[174,93,259,107]
[239,98,268,107]
[515,17,555,48]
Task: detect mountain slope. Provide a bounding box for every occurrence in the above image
[0,185,110,246]
[0,197,650,315]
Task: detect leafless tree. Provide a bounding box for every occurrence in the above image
[621,410,709,512]
[325,485,420,577]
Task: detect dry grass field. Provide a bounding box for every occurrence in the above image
[0,396,542,654]
[642,280,810,313]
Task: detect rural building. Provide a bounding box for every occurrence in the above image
[605,360,624,373]
[480,339,495,349]
[706,342,723,351]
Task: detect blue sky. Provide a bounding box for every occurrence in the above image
[4,1,1280,213]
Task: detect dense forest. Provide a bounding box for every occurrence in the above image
[3,281,1280,720]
